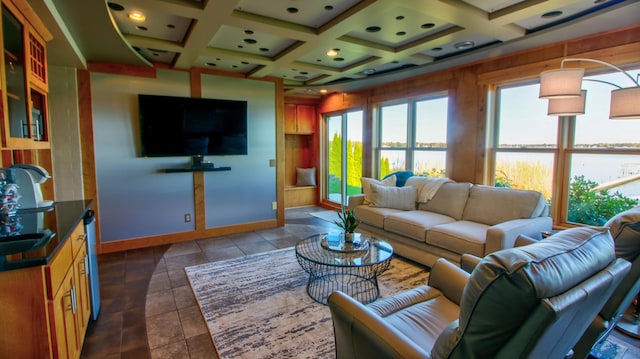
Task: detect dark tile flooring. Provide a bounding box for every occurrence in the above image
[80,206,338,358]
[80,206,640,358]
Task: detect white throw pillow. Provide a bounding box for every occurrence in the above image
[361,175,396,204]
[296,168,316,186]
[369,183,417,210]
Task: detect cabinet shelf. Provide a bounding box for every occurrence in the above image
[163,166,232,173]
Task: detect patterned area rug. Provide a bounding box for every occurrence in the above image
[185,247,430,359]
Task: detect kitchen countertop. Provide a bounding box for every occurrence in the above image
[0,200,94,271]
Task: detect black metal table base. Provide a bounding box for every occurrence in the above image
[305,269,385,305]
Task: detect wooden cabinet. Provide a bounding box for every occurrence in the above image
[284,100,319,207]
[0,220,89,359]
[285,104,316,134]
[48,222,88,359]
[0,0,50,149]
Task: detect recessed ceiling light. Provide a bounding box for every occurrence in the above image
[128,11,146,22]
[243,38,257,44]
[259,48,270,52]
[136,26,148,31]
[541,10,563,18]
[366,26,382,33]
[108,2,124,11]
[333,57,345,62]
[244,30,254,34]
[421,23,435,29]
[326,49,339,57]
[325,5,334,11]
[396,16,405,20]
[431,47,443,51]
[320,89,328,94]
[454,41,474,50]
[287,7,298,14]
[363,68,376,75]
[396,31,406,36]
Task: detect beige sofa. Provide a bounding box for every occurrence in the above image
[349,177,552,267]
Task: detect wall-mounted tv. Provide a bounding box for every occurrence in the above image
[138,94,248,157]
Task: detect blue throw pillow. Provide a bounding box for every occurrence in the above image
[383,171,414,187]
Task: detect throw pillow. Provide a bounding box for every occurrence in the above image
[361,175,396,204]
[369,183,417,210]
[383,170,414,187]
[296,167,316,186]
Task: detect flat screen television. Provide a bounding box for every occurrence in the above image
[138,94,248,157]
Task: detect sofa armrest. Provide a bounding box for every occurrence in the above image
[348,194,366,208]
[485,216,552,255]
[428,258,470,306]
[328,291,431,359]
[460,254,482,274]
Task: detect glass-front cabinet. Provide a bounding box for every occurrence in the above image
[0,1,49,149]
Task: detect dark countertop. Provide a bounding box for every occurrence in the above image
[0,200,94,271]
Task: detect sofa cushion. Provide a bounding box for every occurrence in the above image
[605,205,640,261]
[369,183,417,210]
[418,182,471,220]
[426,221,489,257]
[361,176,396,205]
[462,185,546,226]
[385,211,456,242]
[354,205,404,229]
[432,227,616,359]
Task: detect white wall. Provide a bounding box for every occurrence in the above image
[90,69,277,242]
[49,66,84,201]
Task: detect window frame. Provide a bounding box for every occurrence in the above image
[488,69,640,227]
[374,93,449,179]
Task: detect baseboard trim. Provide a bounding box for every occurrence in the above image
[99,219,279,253]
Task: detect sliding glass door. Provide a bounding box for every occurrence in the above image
[325,110,363,207]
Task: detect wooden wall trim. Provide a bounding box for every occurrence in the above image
[100,219,279,253]
[275,78,285,226]
[87,62,158,78]
[77,69,102,249]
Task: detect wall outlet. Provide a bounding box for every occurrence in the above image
[272,201,277,210]
[184,213,191,222]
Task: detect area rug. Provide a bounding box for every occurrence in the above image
[185,247,430,359]
[309,210,340,224]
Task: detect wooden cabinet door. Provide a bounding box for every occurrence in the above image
[74,245,91,341]
[296,105,316,134]
[50,268,78,359]
[284,104,297,134]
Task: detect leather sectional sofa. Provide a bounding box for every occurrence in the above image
[349,176,553,267]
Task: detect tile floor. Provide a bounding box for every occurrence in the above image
[80,206,640,358]
[80,206,339,358]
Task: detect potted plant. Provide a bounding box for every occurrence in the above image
[335,207,360,242]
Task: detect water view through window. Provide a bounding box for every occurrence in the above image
[494,70,640,225]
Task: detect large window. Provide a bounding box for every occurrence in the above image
[377,95,448,178]
[325,110,363,206]
[491,69,640,226]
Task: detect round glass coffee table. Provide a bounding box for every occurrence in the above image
[295,232,393,305]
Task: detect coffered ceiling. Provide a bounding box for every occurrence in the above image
[31,0,640,95]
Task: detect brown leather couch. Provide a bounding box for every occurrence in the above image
[328,227,630,359]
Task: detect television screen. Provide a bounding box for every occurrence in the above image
[138,94,248,157]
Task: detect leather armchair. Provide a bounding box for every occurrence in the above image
[328,227,631,359]
[573,205,640,358]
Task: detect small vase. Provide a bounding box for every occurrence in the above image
[344,232,355,243]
